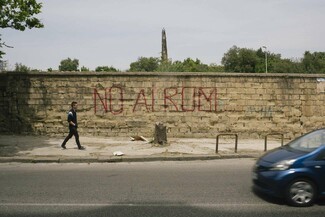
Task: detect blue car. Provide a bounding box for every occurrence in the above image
[253,128,325,207]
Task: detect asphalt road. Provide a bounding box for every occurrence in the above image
[0,159,324,217]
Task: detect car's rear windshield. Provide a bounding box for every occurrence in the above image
[287,129,325,152]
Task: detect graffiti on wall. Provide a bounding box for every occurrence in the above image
[94,86,218,115]
[245,106,281,118]
[93,85,285,117]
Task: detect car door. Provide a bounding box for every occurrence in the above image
[314,149,325,194]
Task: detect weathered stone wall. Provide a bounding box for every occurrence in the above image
[0,71,324,139]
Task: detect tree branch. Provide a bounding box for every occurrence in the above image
[1,42,14,49]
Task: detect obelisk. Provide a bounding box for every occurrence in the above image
[161,28,168,63]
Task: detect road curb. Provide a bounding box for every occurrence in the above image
[0,153,261,163]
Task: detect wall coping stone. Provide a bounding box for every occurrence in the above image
[1,71,325,79]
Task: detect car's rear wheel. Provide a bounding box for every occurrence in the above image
[285,179,316,207]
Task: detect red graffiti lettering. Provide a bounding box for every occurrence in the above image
[151,87,155,112]
[94,87,124,114]
[133,89,150,112]
[94,88,108,114]
[181,87,196,112]
[198,87,217,112]
[109,86,124,115]
[94,86,219,114]
[164,87,179,111]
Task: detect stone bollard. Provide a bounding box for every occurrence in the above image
[153,122,167,145]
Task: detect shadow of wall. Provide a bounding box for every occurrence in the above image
[0,72,35,133]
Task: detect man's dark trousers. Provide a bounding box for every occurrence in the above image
[62,127,81,148]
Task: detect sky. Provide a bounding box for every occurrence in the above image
[1,0,325,71]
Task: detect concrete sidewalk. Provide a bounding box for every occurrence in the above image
[0,134,286,163]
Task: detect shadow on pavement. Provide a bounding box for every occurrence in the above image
[251,186,285,206]
[252,186,325,207]
[0,135,55,157]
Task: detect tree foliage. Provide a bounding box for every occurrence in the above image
[159,58,224,72]
[129,57,160,72]
[80,66,90,72]
[222,46,260,73]
[0,0,44,59]
[208,63,225,72]
[0,0,43,30]
[129,56,224,72]
[14,62,40,72]
[181,58,209,72]
[0,37,6,59]
[15,63,30,72]
[156,60,184,72]
[95,66,118,72]
[302,51,325,74]
[220,45,325,73]
[59,58,79,71]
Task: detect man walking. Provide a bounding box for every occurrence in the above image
[61,101,85,150]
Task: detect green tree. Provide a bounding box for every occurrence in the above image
[302,51,325,74]
[0,37,6,59]
[0,0,44,59]
[181,58,210,72]
[156,60,184,72]
[221,46,241,72]
[14,63,40,72]
[221,45,306,73]
[129,57,159,72]
[207,63,224,72]
[15,63,31,72]
[156,59,224,72]
[272,58,303,73]
[221,46,258,73]
[95,66,118,72]
[59,58,79,71]
[238,48,258,72]
[80,66,90,72]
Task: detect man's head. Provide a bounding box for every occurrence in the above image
[71,101,78,110]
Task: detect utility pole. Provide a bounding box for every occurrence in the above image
[161,28,168,63]
[262,46,268,73]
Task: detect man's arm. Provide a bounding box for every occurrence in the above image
[67,111,75,126]
[69,121,76,126]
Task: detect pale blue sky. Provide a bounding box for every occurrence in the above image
[2,0,325,71]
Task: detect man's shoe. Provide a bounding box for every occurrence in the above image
[61,145,66,149]
[78,146,85,150]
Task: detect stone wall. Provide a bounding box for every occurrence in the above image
[0,71,325,139]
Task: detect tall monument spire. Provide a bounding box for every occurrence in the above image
[161,28,168,63]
